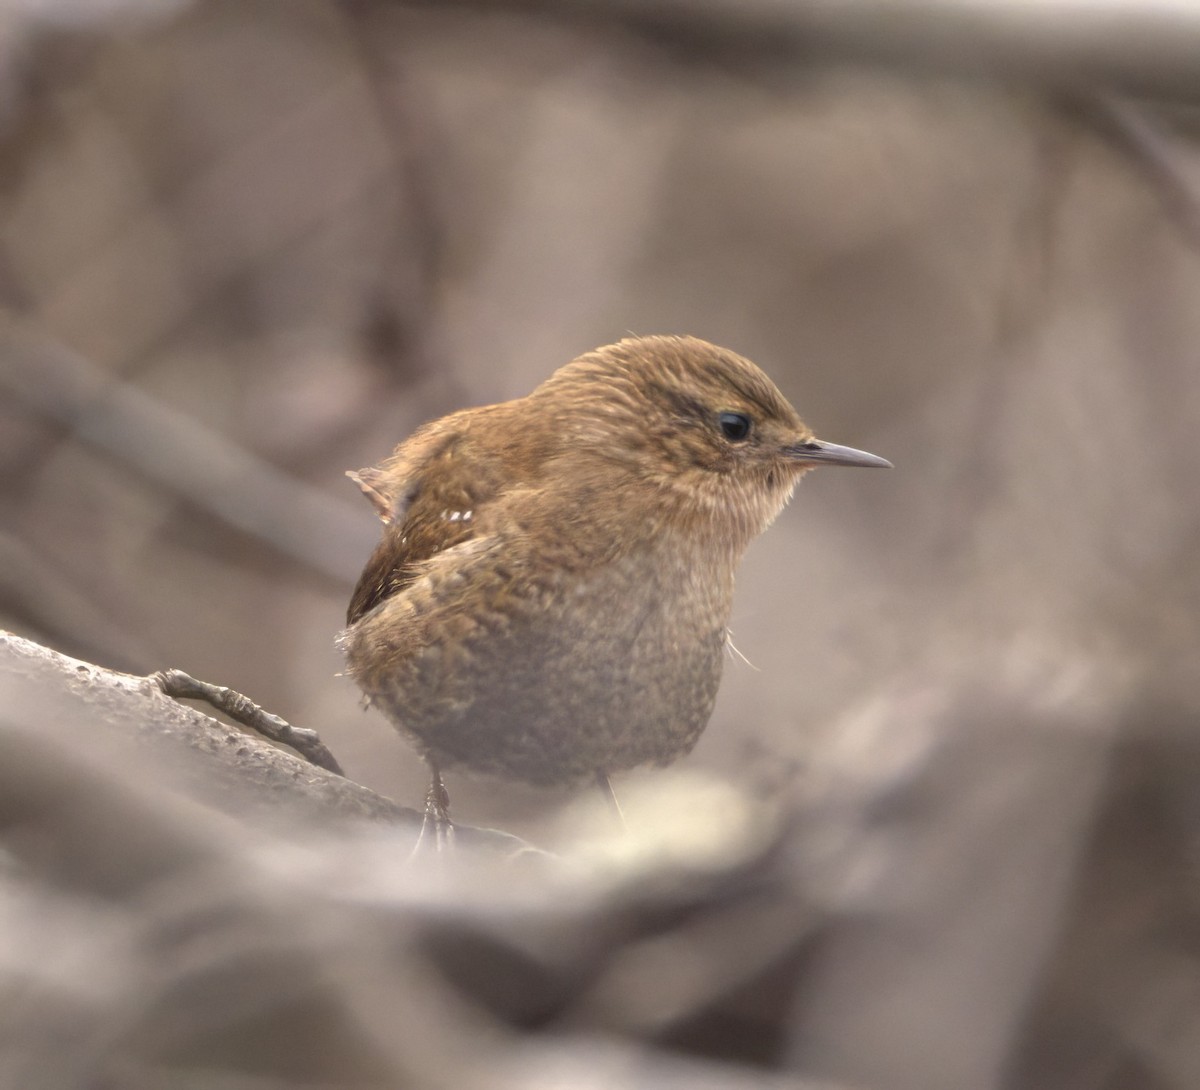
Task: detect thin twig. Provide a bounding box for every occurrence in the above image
[153,669,344,776]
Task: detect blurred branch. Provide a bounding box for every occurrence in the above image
[1069,92,1200,251]
[388,0,1200,99]
[0,321,373,584]
[0,529,152,668]
[339,1,455,384]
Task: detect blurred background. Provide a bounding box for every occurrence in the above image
[2,1,1200,1087]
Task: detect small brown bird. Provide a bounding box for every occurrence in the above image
[341,335,889,840]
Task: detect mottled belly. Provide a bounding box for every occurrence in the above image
[350,554,732,786]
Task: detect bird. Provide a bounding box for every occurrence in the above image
[340,335,890,845]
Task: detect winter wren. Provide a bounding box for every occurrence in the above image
[341,335,890,829]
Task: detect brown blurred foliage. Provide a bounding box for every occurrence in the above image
[3,1,1200,1087]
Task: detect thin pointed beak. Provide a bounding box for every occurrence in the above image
[785,439,893,469]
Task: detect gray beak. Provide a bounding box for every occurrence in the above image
[785,439,893,469]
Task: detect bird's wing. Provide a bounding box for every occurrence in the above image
[346,415,496,625]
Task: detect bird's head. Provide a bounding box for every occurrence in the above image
[534,334,891,549]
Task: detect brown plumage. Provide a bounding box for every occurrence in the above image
[340,335,889,824]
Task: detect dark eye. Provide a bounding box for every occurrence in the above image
[717,411,752,441]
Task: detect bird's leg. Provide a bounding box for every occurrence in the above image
[595,770,627,831]
[410,763,455,854]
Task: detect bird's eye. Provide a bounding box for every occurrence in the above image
[717,411,752,441]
